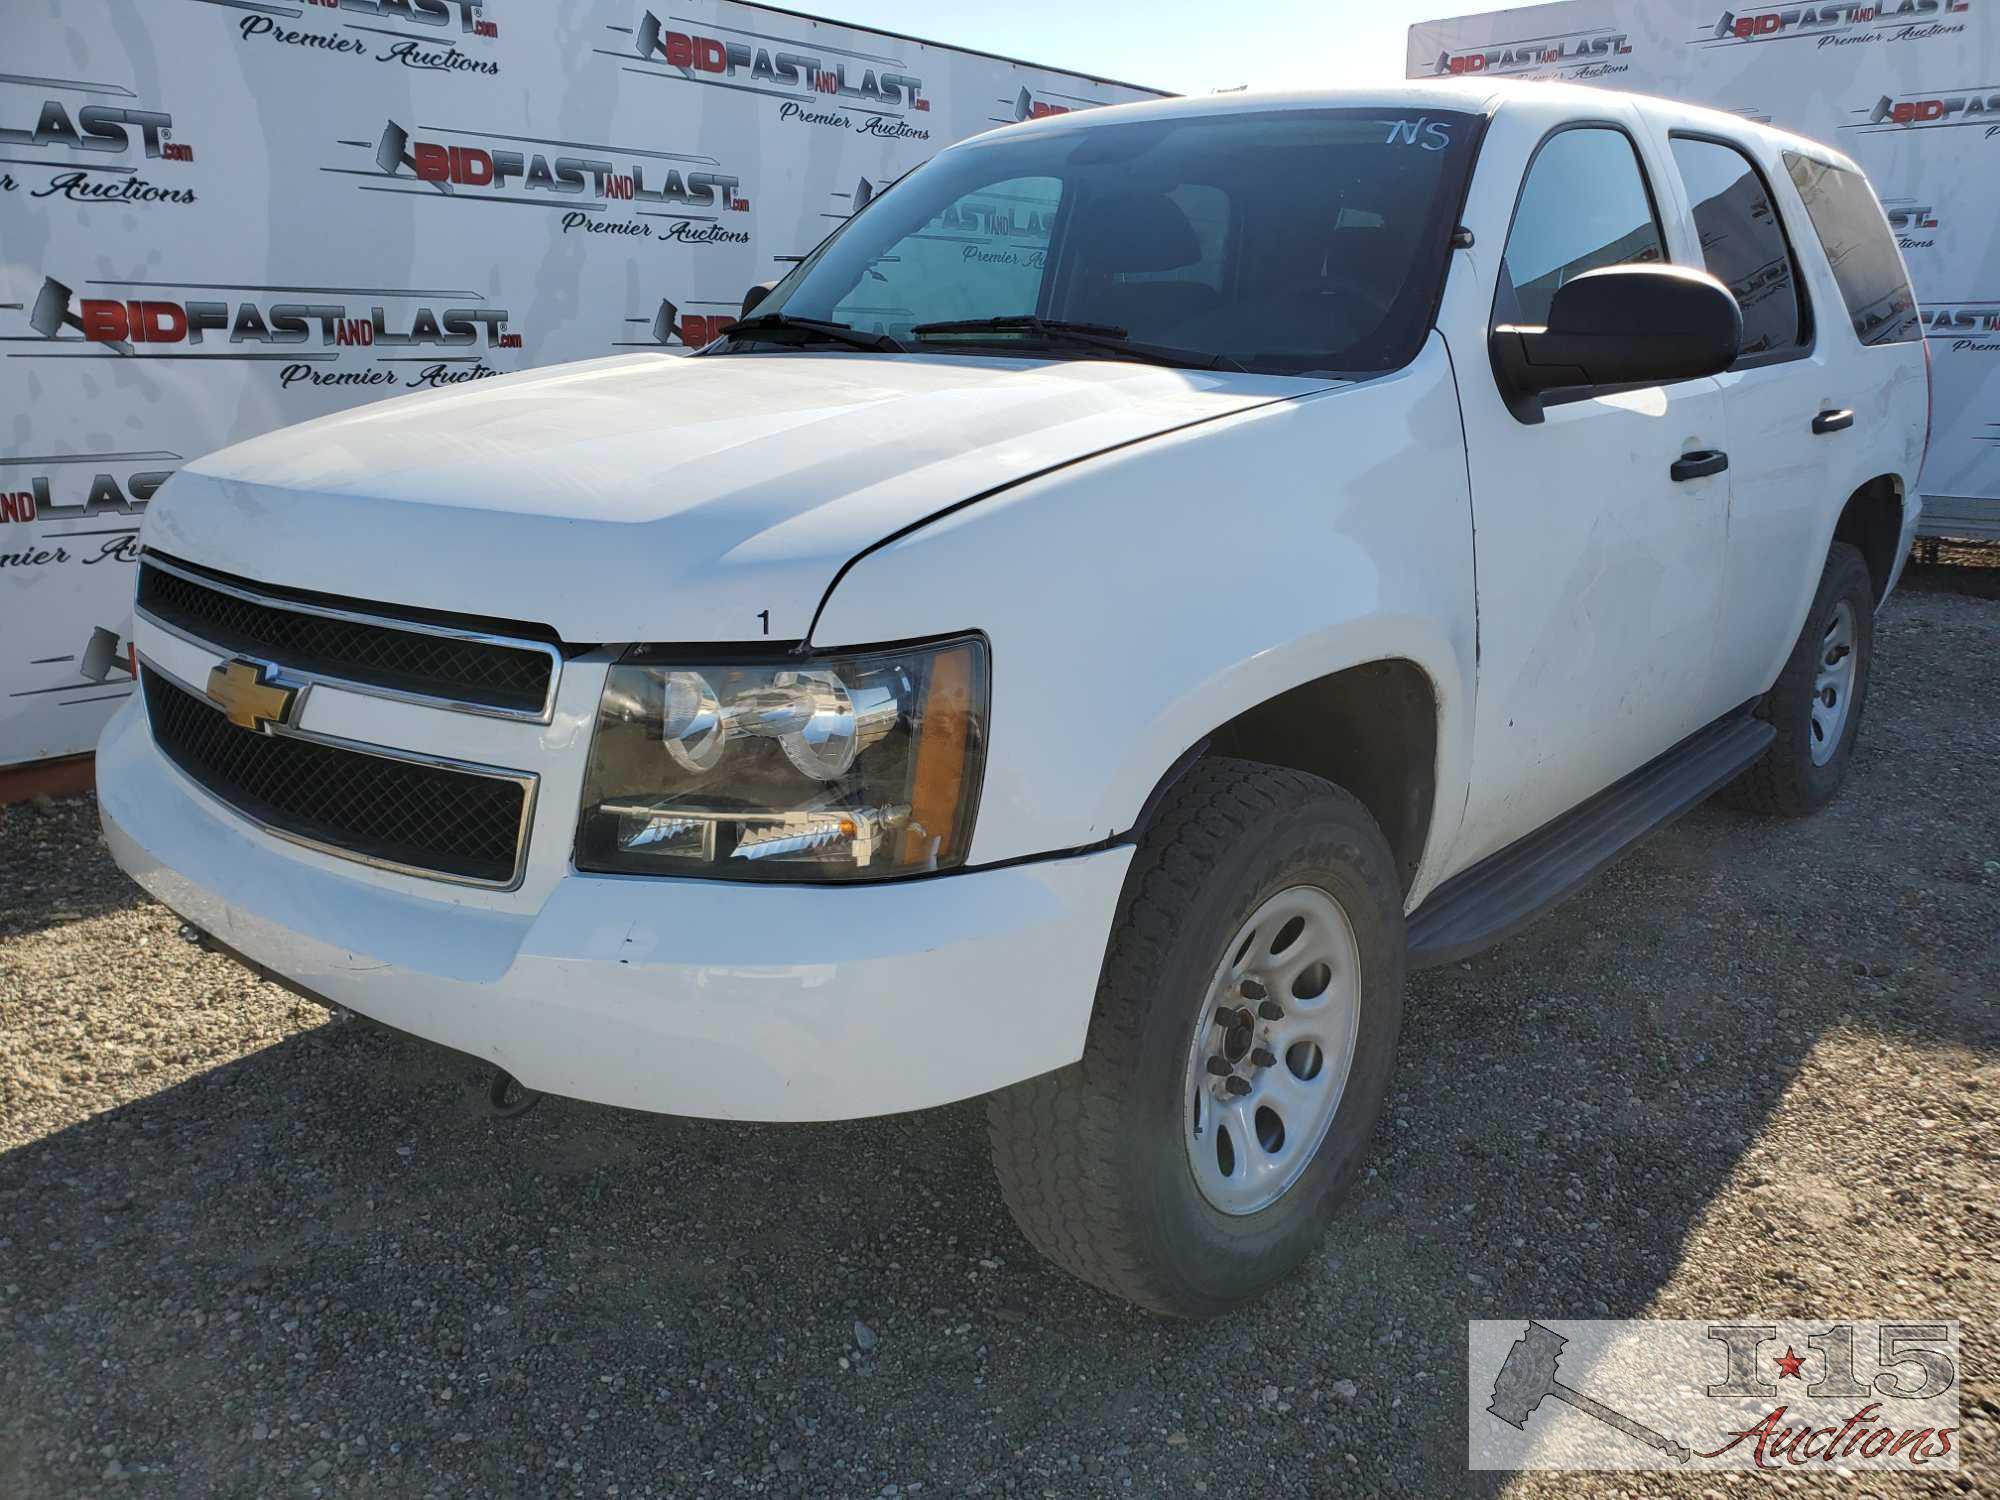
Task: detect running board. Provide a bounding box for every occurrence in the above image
[1406,713,1775,969]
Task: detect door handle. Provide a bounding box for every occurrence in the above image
[1812,408,1855,435]
[1670,449,1729,482]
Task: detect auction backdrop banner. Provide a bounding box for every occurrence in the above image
[1408,0,1999,540]
[0,0,1160,767]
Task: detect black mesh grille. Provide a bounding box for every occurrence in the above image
[138,561,553,715]
[144,668,529,884]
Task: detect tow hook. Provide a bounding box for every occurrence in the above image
[486,1068,543,1118]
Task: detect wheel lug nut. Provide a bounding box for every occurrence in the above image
[1224,1076,1251,1096]
[1205,1057,1233,1078]
[1251,1047,1276,1069]
[1240,978,1266,1000]
[1257,1000,1284,1022]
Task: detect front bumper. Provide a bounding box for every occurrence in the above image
[97,697,1131,1121]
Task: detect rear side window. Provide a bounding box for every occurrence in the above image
[1783,153,1921,346]
[1497,127,1665,327]
[1669,135,1805,360]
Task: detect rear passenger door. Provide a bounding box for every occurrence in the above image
[1654,131,1830,708]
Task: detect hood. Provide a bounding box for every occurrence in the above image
[145,353,1317,643]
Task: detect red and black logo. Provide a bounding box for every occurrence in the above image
[0,449,180,606]
[1847,86,2000,132]
[0,611,144,711]
[337,119,751,246]
[0,449,178,528]
[611,10,933,141]
[615,297,741,351]
[0,79,197,207]
[1430,29,1633,76]
[6,274,524,390]
[996,86,1102,125]
[1699,1,1970,47]
[216,0,500,77]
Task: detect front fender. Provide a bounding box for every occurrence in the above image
[811,335,1479,902]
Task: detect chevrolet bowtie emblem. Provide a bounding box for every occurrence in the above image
[205,658,298,733]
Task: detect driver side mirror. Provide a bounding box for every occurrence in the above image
[741,281,777,320]
[1491,264,1743,421]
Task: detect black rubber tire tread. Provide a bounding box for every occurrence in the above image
[1720,542,1875,818]
[987,757,1404,1317]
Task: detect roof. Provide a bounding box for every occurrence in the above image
[953,77,1857,171]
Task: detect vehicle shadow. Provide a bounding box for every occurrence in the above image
[2,598,1992,1497]
[1898,541,2000,601]
[2,799,1991,1498]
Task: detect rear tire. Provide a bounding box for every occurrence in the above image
[987,758,1405,1317]
[1721,541,1875,817]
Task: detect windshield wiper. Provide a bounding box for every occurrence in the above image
[912,316,1129,338]
[909,315,1246,372]
[716,313,905,354]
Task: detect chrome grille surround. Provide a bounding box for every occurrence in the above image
[136,552,563,723]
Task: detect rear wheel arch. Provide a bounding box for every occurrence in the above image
[1832,474,1906,604]
[1131,659,1442,898]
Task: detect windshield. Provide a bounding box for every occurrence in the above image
[740,106,1482,375]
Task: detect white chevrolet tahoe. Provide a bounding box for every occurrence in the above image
[99,80,1929,1316]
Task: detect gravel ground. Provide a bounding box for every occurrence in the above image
[2,583,1994,1499]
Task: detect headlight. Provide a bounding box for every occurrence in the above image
[576,635,988,881]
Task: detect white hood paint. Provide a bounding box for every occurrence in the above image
[145,353,1319,642]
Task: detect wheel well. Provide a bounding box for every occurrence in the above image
[1198,660,1438,895]
[1834,475,1904,603]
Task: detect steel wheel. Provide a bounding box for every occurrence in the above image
[1810,598,1858,767]
[1182,885,1361,1216]
[990,759,1405,1314]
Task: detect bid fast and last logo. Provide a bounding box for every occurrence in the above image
[1881,197,1944,250]
[200,0,502,78]
[0,449,179,602]
[1429,29,1634,80]
[0,77,197,209]
[609,9,935,141]
[1844,82,2000,135]
[1697,1,1971,48]
[2,274,524,391]
[613,297,741,352]
[1924,300,2000,352]
[0,449,177,537]
[329,119,751,247]
[991,85,1120,126]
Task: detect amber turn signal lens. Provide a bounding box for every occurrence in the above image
[904,642,977,866]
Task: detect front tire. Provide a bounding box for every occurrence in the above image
[1721,541,1875,817]
[987,759,1405,1317]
